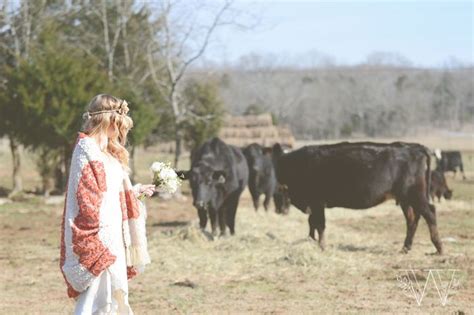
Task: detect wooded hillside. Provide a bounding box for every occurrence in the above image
[212,63,473,139]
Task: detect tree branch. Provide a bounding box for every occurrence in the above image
[174,0,232,84]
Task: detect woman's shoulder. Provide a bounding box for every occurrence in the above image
[73,133,102,162]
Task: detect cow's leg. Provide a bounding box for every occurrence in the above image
[273,192,282,214]
[263,192,271,212]
[282,195,290,215]
[225,193,240,235]
[412,196,443,254]
[460,164,466,180]
[252,193,260,211]
[198,208,208,230]
[400,203,420,253]
[209,208,217,235]
[218,208,227,236]
[225,192,241,235]
[308,205,326,250]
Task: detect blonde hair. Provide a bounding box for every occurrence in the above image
[82,94,133,167]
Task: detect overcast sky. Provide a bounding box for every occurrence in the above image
[203,0,473,67]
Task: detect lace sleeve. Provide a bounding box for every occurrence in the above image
[132,183,142,197]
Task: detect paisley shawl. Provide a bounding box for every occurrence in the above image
[60,133,150,298]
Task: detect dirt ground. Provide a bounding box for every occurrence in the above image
[0,138,473,314]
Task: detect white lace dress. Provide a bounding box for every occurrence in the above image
[74,154,133,315]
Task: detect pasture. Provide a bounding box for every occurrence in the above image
[0,137,473,314]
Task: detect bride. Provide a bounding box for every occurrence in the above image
[60,94,155,314]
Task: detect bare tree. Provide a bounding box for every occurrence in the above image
[146,0,246,167]
[91,0,127,81]
[223,54,308,122]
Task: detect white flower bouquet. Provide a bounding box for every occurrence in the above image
[149,161,182,194]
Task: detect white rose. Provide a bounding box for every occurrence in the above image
[167,180,178,193]
[150,162,165,173]
[161,168,177,180]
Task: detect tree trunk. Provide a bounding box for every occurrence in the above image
[174,129,182,169]
[54,164,64,194]
[9,136,23,194]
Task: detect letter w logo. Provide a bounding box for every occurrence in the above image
[397,269,460,306]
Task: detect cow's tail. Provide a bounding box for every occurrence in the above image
[424,147,432,201]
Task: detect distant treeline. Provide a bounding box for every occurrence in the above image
[213,65,473,139]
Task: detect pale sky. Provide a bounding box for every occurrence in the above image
[204,0,473,67]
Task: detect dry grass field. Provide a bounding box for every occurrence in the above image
[0,136,473,314]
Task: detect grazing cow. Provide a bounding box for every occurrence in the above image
[434,149,466,179]
[178,138,248,235]
[273,184,291,215]
[242,143,290,214]
[430,170,453,202]
[272,141,443,254]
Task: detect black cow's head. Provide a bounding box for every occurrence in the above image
[444,189,453,200]
[272,143,285,182]
[243,143,265,174]
[274,184,291,215]
[272,143,284,159]
[178,163,227,211]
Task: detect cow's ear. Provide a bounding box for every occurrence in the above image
[212,170,226,184]
[176,170,190,180]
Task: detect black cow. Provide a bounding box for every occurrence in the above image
[272,141,443,254]
[178,138,248,236]
[434,149,466,179]
[430,170,453,202]
[242,143,290,214]
[273,184,291,215]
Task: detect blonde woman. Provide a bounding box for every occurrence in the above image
[60,94,155,314]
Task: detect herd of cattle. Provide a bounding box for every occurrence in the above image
[177,137,467,254]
